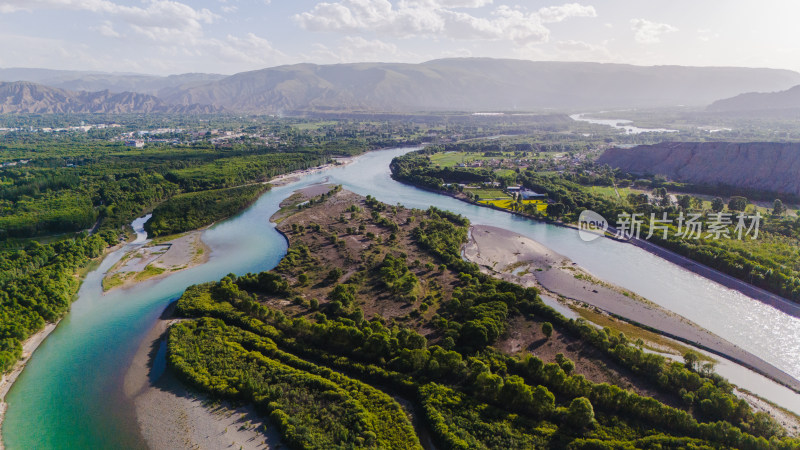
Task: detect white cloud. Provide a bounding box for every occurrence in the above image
[0,0,292,72]
[630,18,677,44]
[308,36,421,63]
[697,28,719,42]
[556,39,600,52]
[538,3,596,23]
[440,47,472,58]
[206,33,286,66]
[0,32,102,69]
[93,20,120,38]
[295,1,595,46]
[0,0,218,42]
[417,0,493,7]
[554,39,614,60]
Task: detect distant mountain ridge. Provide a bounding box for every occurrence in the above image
[2,58,800,113]
[0,81,220,114]
[163,59,800,113]
[597,142,800,196]
[0,68,226,97]
[708,84,800,112]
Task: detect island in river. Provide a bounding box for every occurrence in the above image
[102,231,210,292]
[129,185,799,448]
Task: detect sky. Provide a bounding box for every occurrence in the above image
[0,0,798,76]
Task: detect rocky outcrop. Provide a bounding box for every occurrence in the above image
[597,142,800,195]
[0,81,220,114]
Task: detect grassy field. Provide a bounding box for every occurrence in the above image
[429,151,551,167]
[473,188,511,199]
[478,198,548,212]
[102,273,126,291]
[133,264,165,282]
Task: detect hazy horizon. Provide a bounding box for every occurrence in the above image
[1,0,799,76]
[4,56,800,79]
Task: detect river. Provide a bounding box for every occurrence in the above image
[570,113,678,134]
[3,147,800,448]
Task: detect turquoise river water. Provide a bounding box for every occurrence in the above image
[4,147,800,448]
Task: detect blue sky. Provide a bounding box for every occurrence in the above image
[0,0,797,75]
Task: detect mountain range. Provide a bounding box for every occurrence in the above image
[0,81,219,114]
[0,68,226,97]
[2,58,799,114]
[707,84,800,113]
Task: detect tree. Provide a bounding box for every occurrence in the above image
[711,197,725,213]
[298,273,309,285]
[628,193,649,206]
[541,322,553,339]
[556,353,575,375]
[566,397,595,429]
[546,203,566,219]
[326,268,344,283]
[728,196,748,212]
[684,350,701,371]
[773,199,786,216]
[653,187,667,198]
[678,195,692,210]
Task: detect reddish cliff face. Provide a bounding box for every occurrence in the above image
[596,142,800,195]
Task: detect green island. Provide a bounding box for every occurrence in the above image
[164,186,798,449]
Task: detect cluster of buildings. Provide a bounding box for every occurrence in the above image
[1,123,122,134]
[506,185,547,200]
[0,159,30,168]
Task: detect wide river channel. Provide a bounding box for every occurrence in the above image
[4,147,800,448]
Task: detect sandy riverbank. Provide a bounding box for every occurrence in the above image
[103,231,210,292]
[125,304,281,449]
[463,225,800,393]
[269,156,355,187]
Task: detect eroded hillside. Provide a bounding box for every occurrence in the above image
[597,142,800,196]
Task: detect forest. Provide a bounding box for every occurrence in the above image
[0,231,116,373]
[145,184,269,236]
[0,113,446,243]
[0,114,445,380]
[165,190,798,449]
[391,147,800,304]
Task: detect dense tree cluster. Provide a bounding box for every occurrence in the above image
[165,195,797,450]
[0,231,116,373]
[145,184,269,236]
